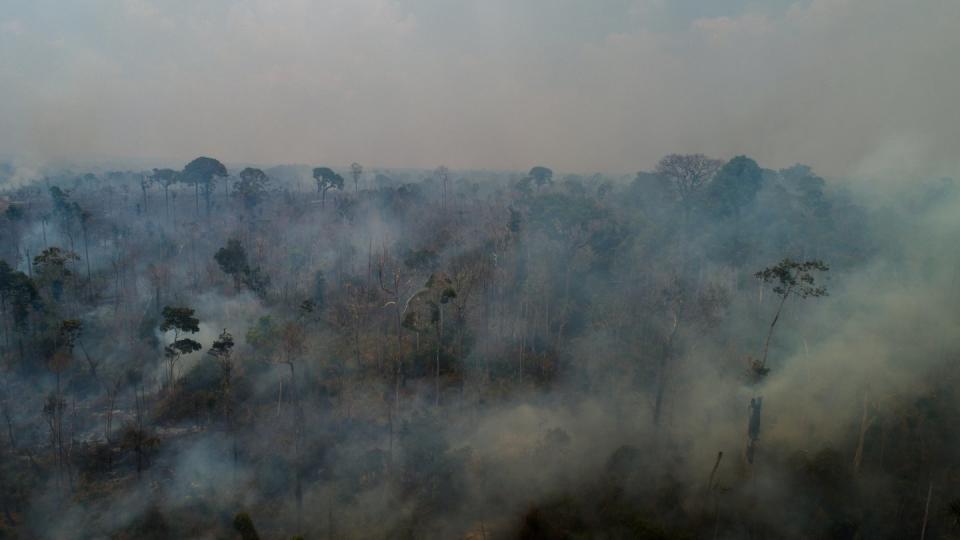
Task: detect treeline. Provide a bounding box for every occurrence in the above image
[0,154,958,539]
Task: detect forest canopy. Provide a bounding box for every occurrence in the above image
[0,154,958,539]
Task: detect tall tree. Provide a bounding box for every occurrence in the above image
[234,167,270,211]
[708,155,763,218]
[214,239,271,298]
[214,239,249,292]
[159,306,202,388]
[33,247,79,302]
[151,168,179,222]
[528,166,553,190]
[312,167,344,208]
[208,329,239,469]
[435,165,449,209]
[182,157,227,217]
[139,174,153,214]
[753,258,829,376]
[655,153,722,212]
[350,162,363,194]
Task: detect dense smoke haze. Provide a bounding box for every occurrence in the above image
[2,0,960,176]
[1,1,959,540]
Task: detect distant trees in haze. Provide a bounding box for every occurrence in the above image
[350,162,363,194]
[181,157,227,216]
[0,148,923,539]
[313,167,344,208]
[529,166,554,189]
[151,168,179,220]
[234,167,270,211]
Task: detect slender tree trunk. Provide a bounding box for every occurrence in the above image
[759,289,790,370]
[653,311,681,426]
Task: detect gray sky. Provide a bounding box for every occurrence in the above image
[1,0,958,177]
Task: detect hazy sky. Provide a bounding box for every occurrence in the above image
[1,0,958,176]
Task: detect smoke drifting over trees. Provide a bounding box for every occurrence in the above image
[1,1,959,539]
[0,152,958,539]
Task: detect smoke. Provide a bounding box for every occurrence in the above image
[1,1,958,175]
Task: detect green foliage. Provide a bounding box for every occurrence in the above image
[214,239,271,297]
[208,328,234,361]
[755,258,829,298]
[708,155,763,217]
[160,306,200,334]
[313,166,345,198]
[181,156,227,185]
[160,306,202,361]
[214,239,249,286]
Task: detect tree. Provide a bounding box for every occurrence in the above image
[528,166,553,190]
[214,239,249,292]
[312,167,344,208]
[207,329,234,408]
[234,167,270,211]
[746,259,828,466]
[350,162,363,194]
[753,258,829,376]
[33,247,79,302]
[435,165,449,208]
[151,168,179,221]
[139,174,153,214]
[655,153,722,208]
[182,157,227,216]
[780,164,829,213]
[404,272,457,407]
[0,261,40,360]
[159,306,202,388]
[49,186,81,250]
[208,329,239,469]
[708,155,763,218]
[707,156,764,263]
[214,239,271,298]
